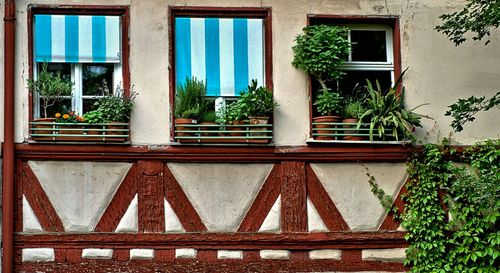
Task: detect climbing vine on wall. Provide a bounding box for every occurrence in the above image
[368,140,500,272]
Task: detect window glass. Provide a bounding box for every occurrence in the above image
[83,64,114,96]
[350,30,387,62]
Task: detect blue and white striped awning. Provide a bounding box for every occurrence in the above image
[175,17,265,97]
[34,14,121,63]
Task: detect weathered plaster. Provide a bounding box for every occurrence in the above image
[8,0,499,145]
[259,250,291,259]
[22,195,43,232]
[311,163,406,230]
[81,249,113,259]
[307,197,328,232]
[362,248,407,262]
[115,194,138,233]
[22,248,55,262]
[129,249,154,260]
[217,250,243,259]
[164,198,185,233]
[29,161,132,232]
[309,249,342,260]
[168,163,273,232]
[175,248,197,259]
[259,195,281,232]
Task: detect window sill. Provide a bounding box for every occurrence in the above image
[306,139,411,145]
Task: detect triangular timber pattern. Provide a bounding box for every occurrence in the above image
[20,161,64,232]
[378,176,409,230]
[306,164,348,231]
[18,161,350,234]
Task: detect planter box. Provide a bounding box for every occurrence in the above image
[174,123,273,144]
[311,122,406,142]
[30,121,130,143]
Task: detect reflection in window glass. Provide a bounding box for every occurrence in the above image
[351,30,387,62]
[338,70,392,95]
[83,64,114,96]
[37,63,71,81]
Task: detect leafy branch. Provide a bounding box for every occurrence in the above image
[445,91,500,132]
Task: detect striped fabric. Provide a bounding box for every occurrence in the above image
[175,17,265,97]
[34,15,121,63]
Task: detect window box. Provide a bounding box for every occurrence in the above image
[174,123,273,144]
[29,121,129,143]
[310,122,407,143]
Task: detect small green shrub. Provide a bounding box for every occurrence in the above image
[175,77,209,120]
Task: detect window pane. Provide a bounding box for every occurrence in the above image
[40,98,72,118]
[37,63,71,81]
[83,99,98,114]
[338,70,392,96]
[83,64,114,96]
[351,30,387,62]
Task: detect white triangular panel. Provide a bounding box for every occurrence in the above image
[311,163,406,231]
[23,195,44,232]
[259,195,281,232]
[164,198,185,233]
[115,194,138,232]
[307,197,328,232]
[29,161,132,232]
[169,163,273,232]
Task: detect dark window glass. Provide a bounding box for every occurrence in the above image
[40,98,72,118]
[351,30,387,62]
[83,64,114,96]
[37,63,71,81]
[337,70,392,96]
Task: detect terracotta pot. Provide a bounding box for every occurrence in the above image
[248,116,270,143]
[106,122,128,142]
[342,118,363,140]
[312,116,341,140]
[31,118,56,141]
[228,120,245,137]
[199,121,218,136]
[57,123,85,141]
[175,118,197,142]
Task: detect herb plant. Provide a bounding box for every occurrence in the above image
[83,86,137,123]
[314,89,343,116]
[28,63,73,118]
[175,77,209,120]
[239,80,278,118]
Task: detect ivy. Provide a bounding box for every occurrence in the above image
[368,140,500,272]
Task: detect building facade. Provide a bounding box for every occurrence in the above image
[1,0,499,272]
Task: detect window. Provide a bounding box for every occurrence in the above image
[171,7,272,115]
[32,12,125,118]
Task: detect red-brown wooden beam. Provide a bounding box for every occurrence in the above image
[138,161,165,233]
[281,162,307,233]
[306,164,349,231]
[95,164,138,232]
[22,162,64,232]
[379,181,408,230]
[16,232,407,249]
[15,144,415,162]
[238,164,281,232]
[163,164,207,232]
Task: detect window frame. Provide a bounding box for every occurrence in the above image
[306,15,402,139]
[28,5,130,122]
[168,6,273,142]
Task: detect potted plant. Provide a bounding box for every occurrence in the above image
[342,99,367,140]
[199,111,218,137]
[216,101,246,137]
[313,89,343,139]
[28,63,73,140]
[239,79,278,125]
[358,79,427,141]
[83,86,137,141]
[54,111,86,141]
[291,25,351,140]
[174,77,209,140]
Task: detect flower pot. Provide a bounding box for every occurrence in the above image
[200,122,218,137]
[57,123,85,141]
[228,120,246,137]
[342,118,363,140]
[31,118,57,141]
[248,116,270,143]
[313,116,340,140]
[175,118,197,142]
[106,122,128,142]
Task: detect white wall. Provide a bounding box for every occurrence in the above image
[6,0,500,145]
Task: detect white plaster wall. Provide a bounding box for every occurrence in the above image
[8,0,500,145]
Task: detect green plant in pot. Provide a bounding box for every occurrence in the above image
[292,25,351,140]
[342,99,367,140]
[357,79,427,141]
[199,111,218,136]
[216,101,247,137]
[28,63,73,119]
[239,79,278,125]
[174,77,209,141]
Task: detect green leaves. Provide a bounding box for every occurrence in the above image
[292,25,350,89]
[238,79,278,117]
[314,88,343,116]
[445,91,500,132]
[175,77,209,120]
[436,0,500,46]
